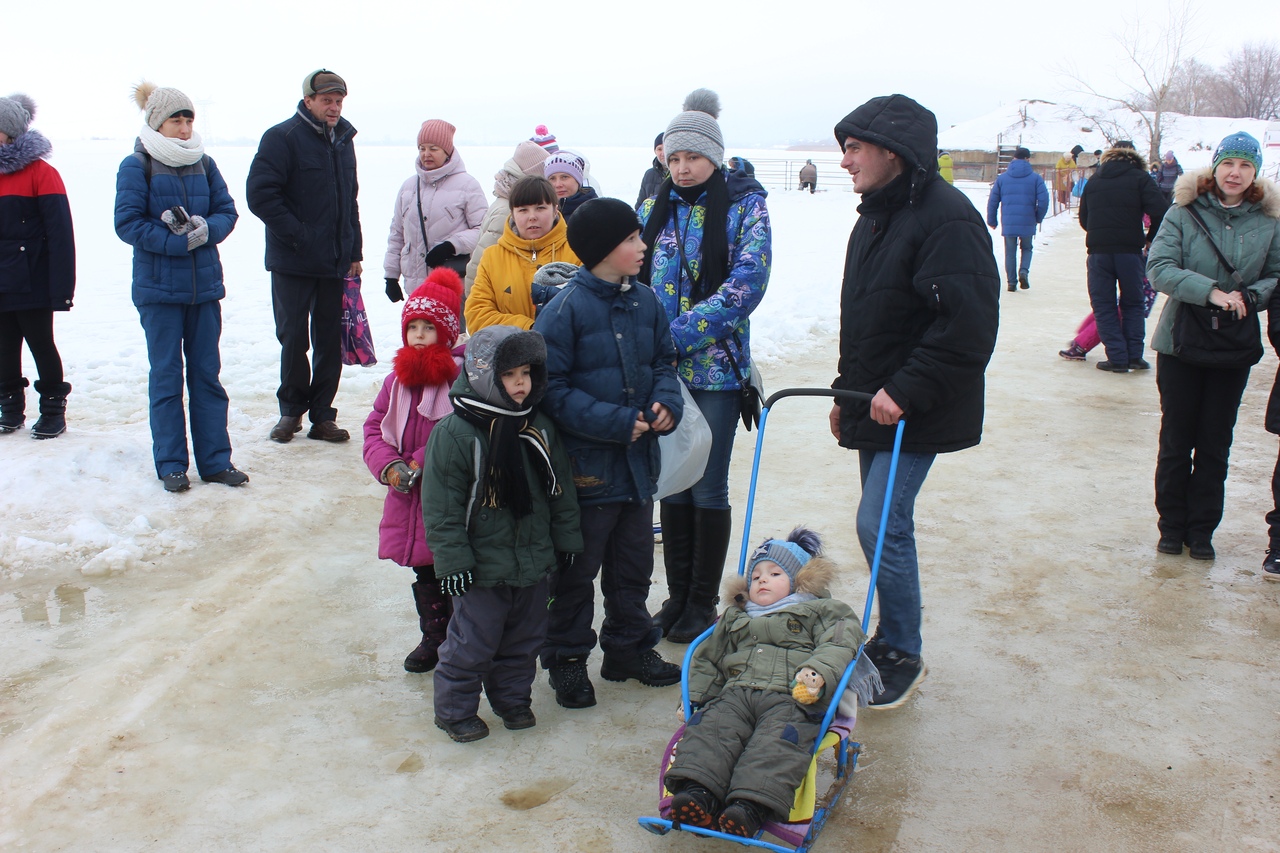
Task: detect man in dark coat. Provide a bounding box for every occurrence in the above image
[247,69,362,443]
[635,132,667,209]
[828,94,1000,709]
[1077,141,1167,372]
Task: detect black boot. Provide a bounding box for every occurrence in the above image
[653,502,696,636]
[31,380,70,440]
[404,576,452,673]
[668,507,733,644]
[547,654,596,708]
[0,377,27,433]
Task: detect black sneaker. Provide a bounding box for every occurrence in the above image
[1018,272,1030,289]
[1187,540,1215,561]
[495,705,536,730]
[547,656,596,709]
[162,472,191,493]
[1007,283,1017,292]
[600,648,681,686]
[434,715,489,743]
[1157,535,1183,555]
[670,784,720,829]
[1129,358,1151,370]
[202,466,249,486]
[867,646,926,709]
[1059,343,1088,361]
[1263,550,1280,581]
[719,798,768,837]
[1096,361,1130,373]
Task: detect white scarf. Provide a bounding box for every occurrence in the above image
[138,125,205,168]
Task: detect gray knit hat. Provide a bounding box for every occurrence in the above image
[133,82,195,131]
[0,94,36,139]
[663,89,724,166]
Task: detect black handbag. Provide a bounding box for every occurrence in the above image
[722,332,764,431]
[1170,206,1263,369]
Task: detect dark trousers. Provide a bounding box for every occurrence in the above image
[1155,354,1251,543]
[800,180,816,194]
[540,500,659,666]
[271,272,343,423]
[1087,252,1147,366]
[434,577,550,722]
[1268,445,1280,550]
[137,302,232,479]
[0,309,62,385]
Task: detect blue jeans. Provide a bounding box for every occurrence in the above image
[1003,235,1033,285]
[856,449,936,657]
[663,388,740,510]
[1086,252,1147,366]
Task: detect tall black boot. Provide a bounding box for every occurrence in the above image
[405,575,452,673]
[31,380,70,440]
[653,501,696,636]
[668,507,733,644]
[0,377,27,433]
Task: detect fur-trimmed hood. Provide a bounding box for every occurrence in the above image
[1171,167,1280,218]
[0,129,52,175]
[725,554,838,606]
[1100,146,1147,171]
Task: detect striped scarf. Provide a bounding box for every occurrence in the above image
[451,395,559,517]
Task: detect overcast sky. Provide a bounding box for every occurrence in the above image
[11,0,1280,149]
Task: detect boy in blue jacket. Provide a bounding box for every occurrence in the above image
[533,197,685,708]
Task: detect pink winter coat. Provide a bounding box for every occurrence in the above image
[382,153,487,285]
[363,370,456,567]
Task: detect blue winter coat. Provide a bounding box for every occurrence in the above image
[986,159,1048,238]
[533,269,684,506]
[114,142,238,307]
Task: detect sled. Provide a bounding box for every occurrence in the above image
[638,388,906,852]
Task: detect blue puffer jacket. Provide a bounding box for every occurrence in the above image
[533,268,684,506]
[986,159,1048,238]
[114,141,238,306]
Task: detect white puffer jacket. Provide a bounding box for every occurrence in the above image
[383,152,487,284]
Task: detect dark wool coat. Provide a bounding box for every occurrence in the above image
[245,103,362,277]
[114,142,238,307]
[1078,147,1168,254]
[0,131,75,313]
[831,95,1001,454]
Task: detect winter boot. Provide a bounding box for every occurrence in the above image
[652,502,696,636]
[547,654,596,709]
[667,507,733,644]
[30,380,70,440]
[0,377,27,433]
[404,577,452,673]
[670,783,721,829]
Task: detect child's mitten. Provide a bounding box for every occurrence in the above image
[385,461,415,493]
[441,570,473,597]
[791,667,825,704]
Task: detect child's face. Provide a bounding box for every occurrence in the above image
[512,202,556,240]
[159,115,194,141]
[406,319,438,349]
[594,230,647,280]
[749,560,790,607]
[548,172,580,198]
[419,144,448,170]
[500,364,533,406]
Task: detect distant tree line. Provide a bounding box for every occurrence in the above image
[1154,41,1280,121]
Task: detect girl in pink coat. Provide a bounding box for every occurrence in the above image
[363,267,464,672]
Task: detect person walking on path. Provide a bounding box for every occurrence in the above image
[987,146,1049,292]
[382,120,486,303]
[1147,132,1279,562]
[828,94,1000,709]
[247,69,362,444]
[114,83,245,492]
[1078,141,1167,373]
[0,93,75,440]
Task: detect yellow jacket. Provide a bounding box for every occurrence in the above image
[1054,156,1077,190]
[464,215,580,332]
[937,153,954,184]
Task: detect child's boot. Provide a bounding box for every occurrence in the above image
[0,378,27,433]
[719,798,768,837]
[30,380,70,439]
[405,578,451,673]
[670,784,720,829]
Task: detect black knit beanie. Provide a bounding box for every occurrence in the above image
[566,198,642,271]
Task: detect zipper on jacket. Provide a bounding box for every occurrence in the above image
[182,180,197,304]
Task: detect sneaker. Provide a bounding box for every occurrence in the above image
[719,799,768,837]
[670,784,720,830]
[434,715,489,743]
[547,656,596,709]
[495,705,536,731]
[1157,535,1183,555]
[867,646,926,709]
[201,467,249,486]
[1096,361,1130,373]
[1187,540,1215,561]
[269,415,302,443]
[307,420,350,442]
[1129,358,1151,370]
[1007,283,1017,292]
[600,648,681,687]
[162,472,190,493]
[1263,550,1280,581]
[1058,343,1088,361]
[1018,272,1030,289]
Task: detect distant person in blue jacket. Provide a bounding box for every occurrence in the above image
[114,83,245,493]
[987,147,1049,292]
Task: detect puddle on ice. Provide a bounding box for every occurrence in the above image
[500,777,573,810]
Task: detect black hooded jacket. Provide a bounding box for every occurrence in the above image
[832,95,1001,453]
[1077,147,1167,254]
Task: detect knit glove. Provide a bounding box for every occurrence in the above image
[441,570,473,597]
[424,241,456,268]
[555,552,576,573]
[791,667,825,704]
[384,460,421,493]
[186,216,209,251]
[385,278,403,303]
[161,207,192,234]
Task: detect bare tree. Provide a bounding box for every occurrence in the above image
[1219,41,1280,120]
[1166,58,1223,117]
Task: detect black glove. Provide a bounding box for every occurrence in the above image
[424,241,456,268]
[385,278,403,303]
[441,571,473,597]
[556,552,576,573]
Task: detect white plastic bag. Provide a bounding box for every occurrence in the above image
[654,384,712,501]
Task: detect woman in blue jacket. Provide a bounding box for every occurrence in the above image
[114,83,245,493]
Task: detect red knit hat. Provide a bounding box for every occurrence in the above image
[402,267,463,347]
[417,119,456,155]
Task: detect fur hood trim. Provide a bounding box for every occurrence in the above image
[1101,147,1146,170]
[0,128,52,175]
[725,554,838,605]
[1172,167,1280,218]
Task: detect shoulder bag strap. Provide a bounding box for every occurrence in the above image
[415,180,430,262]
[1184,204,1245,287]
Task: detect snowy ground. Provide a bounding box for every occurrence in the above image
[3,146,1280,852]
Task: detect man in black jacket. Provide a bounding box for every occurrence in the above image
[1077,141,1167,373]
[828,94,1000,709]
[247,69,362,443]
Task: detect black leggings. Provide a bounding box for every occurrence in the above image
[0,310,63,385]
